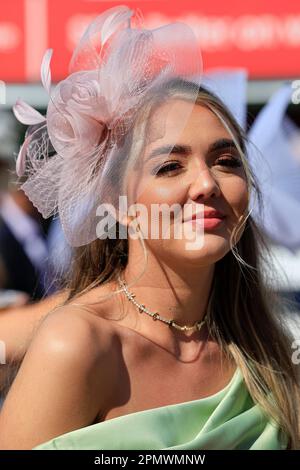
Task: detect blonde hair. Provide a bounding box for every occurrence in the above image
[60,81,300,448]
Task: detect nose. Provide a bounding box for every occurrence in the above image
[188,167,221,201]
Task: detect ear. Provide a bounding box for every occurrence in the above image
[116,212,138,235]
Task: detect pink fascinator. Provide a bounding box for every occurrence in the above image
[13,5,202,246]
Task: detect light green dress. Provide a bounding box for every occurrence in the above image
[34,368,288,450]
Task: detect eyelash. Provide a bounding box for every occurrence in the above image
[154,155,243,176]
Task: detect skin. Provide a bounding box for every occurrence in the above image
[0,101,249,449]
[0,292,68,393]
[0,292,68,361]
[123,100,248,353]
[10,190,41,219]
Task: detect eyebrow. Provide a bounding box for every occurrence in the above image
[146,138,239,161]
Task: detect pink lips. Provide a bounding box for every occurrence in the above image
[200,217,224,229]
[185,209,226,230]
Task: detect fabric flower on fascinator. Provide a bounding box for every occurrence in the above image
[12,5,202,247]
[47,71,110,159]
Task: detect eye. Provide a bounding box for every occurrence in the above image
[215,155,243,169]
[152,161,183,177]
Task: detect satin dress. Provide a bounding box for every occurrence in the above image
[34,368,288,450]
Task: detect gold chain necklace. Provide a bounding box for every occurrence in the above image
[117,275,207,333]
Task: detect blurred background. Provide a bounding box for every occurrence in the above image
[0,0,300,313]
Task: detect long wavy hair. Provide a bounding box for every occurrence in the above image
[51,81,300,449]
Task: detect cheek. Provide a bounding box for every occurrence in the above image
[134,180,186,235]
[136,178,186,206]
[221,178,249,219]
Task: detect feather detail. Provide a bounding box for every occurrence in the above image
[41,48,53,94]
[101,8,133,46]
[15,133,32,176]
[13,99,46,125]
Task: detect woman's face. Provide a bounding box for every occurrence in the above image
[127,98,249,267]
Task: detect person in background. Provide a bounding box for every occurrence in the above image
[0,110,51,301]
[0,187,50,300]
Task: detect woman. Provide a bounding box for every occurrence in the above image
[0,6,299,450]
[0,291,68,399]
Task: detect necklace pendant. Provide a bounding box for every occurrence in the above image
[138,304,145,313]
[152,312,159,321]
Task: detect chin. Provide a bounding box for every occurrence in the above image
[157,236,231,267]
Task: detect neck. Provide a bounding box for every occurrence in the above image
[121,241,215,352]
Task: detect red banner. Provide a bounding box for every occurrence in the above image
[0,1,25,82]
[1,0,300,82]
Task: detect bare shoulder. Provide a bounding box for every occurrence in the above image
[34,304,115,360]
[0,302,119,449]
[30,278,127,378]
[27,303,121,394]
